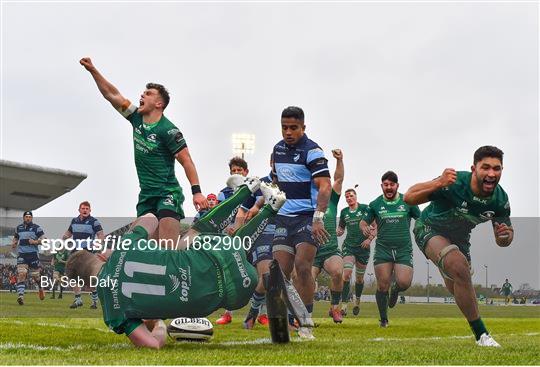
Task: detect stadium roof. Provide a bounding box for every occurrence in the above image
[0,159,87,212]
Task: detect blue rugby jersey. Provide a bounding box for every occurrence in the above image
[14,222,44,254]
[68,215,103,248]
[217,187,234,202]
[272,134,330,216]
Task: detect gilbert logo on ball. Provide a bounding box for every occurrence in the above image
[167,317,214,341]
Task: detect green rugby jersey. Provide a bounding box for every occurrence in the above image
[322,189,340,247]
[501,282,512,294]
[53,250,69,271]
[365,193,420,249]
[339,203,370,247]
[97,231,228,335]
[421,171,511,244]
[119,105,187,191]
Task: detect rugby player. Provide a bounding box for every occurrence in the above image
[312,149,345,323]
[11,211,46,305]
[50,248,69,299]
[272,106,331,339]
[65,177,286,349]
[62,201,104,309]
[338,187,375,317]
[405,146,513,347]
[360,171,420,327]
[500,279,513,305]
[215,157,250,325]
[80,57,207,244]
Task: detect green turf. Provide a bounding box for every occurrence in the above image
[1,292,539,365]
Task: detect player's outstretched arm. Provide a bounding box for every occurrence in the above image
[80,57,128,110]
[127,320,167,349]
[175,147,208,211]
[404,168,457,205]
[331,149,344,195]
[312,176,331,244]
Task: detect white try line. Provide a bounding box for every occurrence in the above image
[0,319,111,333]
[0,342,131,352]
[369,332,540,342]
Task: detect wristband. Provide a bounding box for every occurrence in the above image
[313,210,324,223]
[191,185,202,195]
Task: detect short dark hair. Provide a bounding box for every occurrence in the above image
[229,157,248,170]
[146,83,170,109]
[381,171,398,183]
[473,146,503,165]
[345,188,357,195]
[281,106,305,122]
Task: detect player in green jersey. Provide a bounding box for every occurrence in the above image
[337,187,375,317]
[312,149,345,323]
[500,279,513,305]
[50,249,69,299]
[80,57,208,244]
[66,177,287,349]
[405,146,513,347]
[360,171,421,327]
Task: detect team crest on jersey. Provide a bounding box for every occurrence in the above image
[397,205,406,212]
[480,211,495,220]
[147,134,157,143]
[293,153,301,162]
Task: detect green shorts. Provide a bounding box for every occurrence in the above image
[373,244,413,267]
[413,220,471,262]
[313,243,342,269]
[136,187,185,219]
[342,244,370,265]
[53,265,65,274]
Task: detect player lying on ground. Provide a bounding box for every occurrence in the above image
[66,178,303,349]
[404,145,513,347]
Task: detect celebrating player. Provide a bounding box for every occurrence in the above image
[405,146,512,347]
[11,211,46,305]
[338,187,375,317]
[80,57,208,245]
[66,177,288,349]
[360,171,420,327]
[312,149,345,323]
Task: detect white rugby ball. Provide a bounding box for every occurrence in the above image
[167,317,214,341]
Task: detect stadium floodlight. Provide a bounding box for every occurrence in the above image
[232,133,256,159]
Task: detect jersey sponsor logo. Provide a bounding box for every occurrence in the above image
[480,211,495,220]
[461,201,468,207]
[135,127,142,135]
[473,196,487,204]
[275,227,288,237]
[175,132,184,143]
[178,266,192,302]
[167,128,180,135]
[232,251,252,288]
[277,166,295,180]
[504,201,510,210]
[169,274,181,293]
[163,195,175,207]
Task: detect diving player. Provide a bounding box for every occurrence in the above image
[66,177,287,349]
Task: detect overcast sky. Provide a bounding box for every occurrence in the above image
[2,2,538,287]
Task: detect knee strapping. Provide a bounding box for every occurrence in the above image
[17,265,28,276]
[436,244,459,280]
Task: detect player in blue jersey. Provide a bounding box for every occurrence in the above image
[62,201,105,309]
[272,106,332,339]
[11,211,46,305]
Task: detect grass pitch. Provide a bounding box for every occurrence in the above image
[1,292,539,365]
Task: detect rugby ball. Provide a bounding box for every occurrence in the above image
[167,317,213,341]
